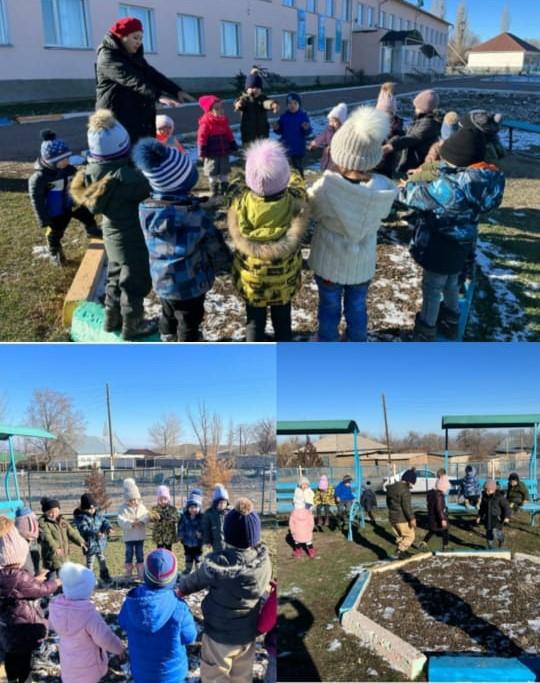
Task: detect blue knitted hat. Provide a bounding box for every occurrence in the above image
[40,129,71,165]
[287,92,301,106]
[186,488,203,509]
[224,498,261,549]
[132,137,198,194]
[87,109,131,161]
[144,548,178,588]
[212,484,229,504]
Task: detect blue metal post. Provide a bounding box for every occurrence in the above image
[8,436,21,503]
[530,422,538,500]
[348,427,364,540]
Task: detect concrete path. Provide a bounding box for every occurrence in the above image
[1,76,538,162]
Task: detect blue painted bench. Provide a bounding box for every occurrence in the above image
[501,118,540,153]
[428,656,537,682]
[276,481,341,514]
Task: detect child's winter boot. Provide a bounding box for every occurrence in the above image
[104,307,122,333]
[292,547,303,559]
[307,546,317,558]
[124,563,133,578]
[121,314,157,341]
[48,246,66,267]
[99,563,112,585]
[136,563,145,580]
[413,313,436,342]
[437,304,460,340]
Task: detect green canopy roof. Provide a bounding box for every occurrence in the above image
[442,414,540,429]
[0,424,55,441]
[277,420,359,435]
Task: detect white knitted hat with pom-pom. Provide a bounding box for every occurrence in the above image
[123,477,141,501]
[59,562,96,600]
[330,106,390,172]
[87,109,131,161]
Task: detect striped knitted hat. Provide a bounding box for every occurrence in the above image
[40,129,71,165]
[144,548,178,588]
[87,109,131,161]
[15,507,39,541]
[132,137,198,194]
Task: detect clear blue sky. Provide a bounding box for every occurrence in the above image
[277,344,540,437]
[1,345,276,447]
[440,0,539,41]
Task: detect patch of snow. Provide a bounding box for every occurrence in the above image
[326,623,336,630]
[528,618,540,632]
[382,607,395,620]
[32,245,50,259]
[327,639,342,652]
[367,668,379,677]
[282,585,303,596]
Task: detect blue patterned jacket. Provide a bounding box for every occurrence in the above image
[399,162,505,274]
[139,194,231,300]
[73,508,111,556]
[177,511,203,548]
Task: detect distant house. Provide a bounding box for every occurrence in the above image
[309,433,388,468]
[68,435,139,470]
[467,33,540,74]
[124,448,165,468]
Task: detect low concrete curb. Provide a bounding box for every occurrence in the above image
[514,552,540,564]
[63,238,105,327]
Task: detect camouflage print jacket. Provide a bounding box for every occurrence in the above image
[151,504,179,547]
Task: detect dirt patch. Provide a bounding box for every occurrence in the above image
[361,557,540,656]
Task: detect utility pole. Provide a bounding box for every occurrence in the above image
[105,384,115,480]
[381,394,392,471]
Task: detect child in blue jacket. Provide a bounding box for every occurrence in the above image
[119,548,197,683]
[334,475,355,527]
[399,123,505,341]
[133,138,231,342]
[73,493,112,583]
[273,92,312,177]
[177,489,204,574]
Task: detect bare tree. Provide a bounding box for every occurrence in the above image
[277,437,302,468]
[448,0,480,66]
[226,419,235,456]
[188,401,223,458]
[500,4,510,33]
[210,413,223,457]
[84,466,111,510]
[236,423,253,456]
[148,413,182,455]
[25,388,85,469]
[277,437,322,467]
[251,418,277,455]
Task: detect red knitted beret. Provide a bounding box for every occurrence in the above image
[110,17,143,38]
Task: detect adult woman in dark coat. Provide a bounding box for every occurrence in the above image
[95,17,194,143]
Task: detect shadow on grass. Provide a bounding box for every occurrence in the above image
[348,522,392,560]
[278,596,320,682]
[0,176,28,193]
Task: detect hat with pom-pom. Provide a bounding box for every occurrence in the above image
[87,109,131,161]
[318,475,329,491]
[245,68,263,90]
[144,548,177,588]
[224,497,261,549]
[40,129,71,165]
[15,507,39,541]
[327,102,348,124]
[60,562,96,600]
[123,477,141,501]
[330,106,390,172]
[436,475,451,493]
[186,488,203,508]
[212,483,229,503]
[413,89,439,114]
[0,517,30,568]
[199,95,221,113]
[376,89,397,116]
[132,137,198,194]
[440,125,486,167]
[245,139,290,197]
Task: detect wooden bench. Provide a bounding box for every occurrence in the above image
[501,118,540,153]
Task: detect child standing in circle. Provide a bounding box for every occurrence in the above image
[117,478,149,580]
[198,95,238,197]
[177,489,204,574]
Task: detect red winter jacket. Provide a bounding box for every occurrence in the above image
[0,566,58,653]
[197,113,237,159]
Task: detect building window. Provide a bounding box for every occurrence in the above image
[356,3,364,24]
[379,9,385,28]
[341,37,349,62]
[406,18,411,30]
[388,13,394,29]
[0,0,8,44]
[42,0,90,48]
[342,0,351,21]
[367,5,374,26]
[282,0,294,6]
[119,5,155,51]
[324,36,333,60]
[282,29,295,59]
[221,20,241,57]
[306,0,316,10]
[305,32,316,60]
[255,25,271,58]
[177,14,203,55]
[399,16,404,30]
[326,0,334,16]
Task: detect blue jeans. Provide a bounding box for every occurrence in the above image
[124,540,144,564]
[315,276,370,342]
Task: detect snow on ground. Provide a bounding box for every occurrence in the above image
[327,639,342,651]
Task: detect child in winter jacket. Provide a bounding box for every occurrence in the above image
[117,478,150,579]
[408,111,460,180]
[506,472,529,511]
[49,562,124,683]
[70,109,154,341]
[289,503,316,558]
[155,114,185,152]
[28,129,101,265]
[386,470,417,559]
[477,479,511,548]
[360,481,378,524]
[151,485,179,550]
[198,95,238,197]
[177,489,204,573]
[309,107,398,341]
[334,475,355,527]
[0,517,61,683]
[420,476,450,552]
[73,493,112,583]
[293,477,314,510]
[374,82,404,178]
[119,548,197,683]
[228,139,309,342]
[15,506,40,575]
[133,137,231,342]
[234,69,279,145]
[309,102,348,172]
[399,122,505,341]
[178,498,272,683]
[39,497,86,579]
[273,92,312,177]
[458,465,481,508]
[202,483,230,553]
[313,475,335,529]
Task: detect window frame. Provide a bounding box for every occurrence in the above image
[341,37,349,63]
[254,24,271,59]
[42,0,92,49]
[326,0,334,17]
[0,0,9,45]
[282,0,295,6]
[306,0,316,10]
[176,13,204,56]
[220,20,242,58]
[356,3,364,25]
[341,0,351,21]
[282,28,296,60]
[305,32,316,61]
[379,9,385,28]
[119,3,156,53]
[367,5,374,27]
[324,35,333,61]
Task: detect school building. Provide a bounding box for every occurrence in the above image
[0,0,450,103]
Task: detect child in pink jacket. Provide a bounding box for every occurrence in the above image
[308,102,347,171]
[289,504,316,558]
[49,562,125,683]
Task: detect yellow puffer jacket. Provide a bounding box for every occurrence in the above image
[314,485,335,506]
[228,173,309,307]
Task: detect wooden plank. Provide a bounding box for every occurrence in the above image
[371,552,432,574]
[433,549,511,560]
[63,239,106,327]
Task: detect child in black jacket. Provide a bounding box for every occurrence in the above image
[477,480,511,548]
[28,130,101,265]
